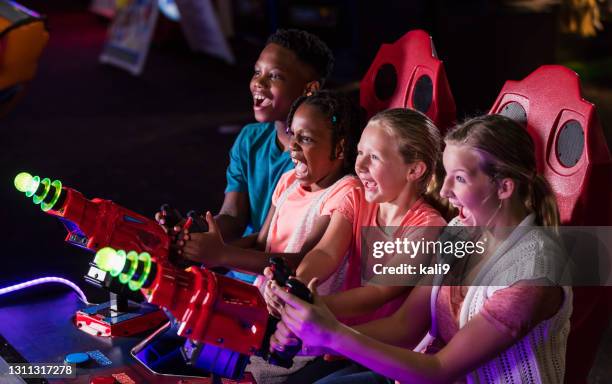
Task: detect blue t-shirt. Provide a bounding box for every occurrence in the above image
[225,121,294,234]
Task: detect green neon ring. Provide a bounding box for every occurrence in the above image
[25,176,40,198]
[41,180,63,212]
[93,247,126,277]
[108,249,126,277]
[118,250,138,284]
[128,252,152,291]
[33,178,51,205]
[113,250,128,278]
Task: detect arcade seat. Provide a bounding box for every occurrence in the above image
[360,29,456,133]
[489,65,612,383]
[0,0,48,117]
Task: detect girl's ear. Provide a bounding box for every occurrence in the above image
[335,138,345,159]
[304,81,320,95]
[406,161,427,182]
[496,177,515,200]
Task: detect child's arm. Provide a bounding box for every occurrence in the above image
[275,281,564,383]
[214,191,249,242]
[180,211,332,274]
[219,204,275,251]
[272,284,432,351]
[294,211,353,284]
[322,285,410,318]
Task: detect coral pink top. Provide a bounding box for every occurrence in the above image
[267,170,361,253]
[341,189,446,323]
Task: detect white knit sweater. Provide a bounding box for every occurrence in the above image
[425,214,573,383]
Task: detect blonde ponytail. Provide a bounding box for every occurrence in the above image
[528,174,560,228]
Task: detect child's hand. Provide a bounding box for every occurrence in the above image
[269,318,328,357]
[273,278,341,349]
[269,317,299,352]
[263,277,284,318]
[154,209,184,236]
[177,212,226,266]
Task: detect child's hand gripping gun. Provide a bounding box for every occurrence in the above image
[266,257,314,368]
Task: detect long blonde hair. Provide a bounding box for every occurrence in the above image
[445,114,560,227]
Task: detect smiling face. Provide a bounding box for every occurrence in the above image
[440,143,501,226]
[250,43,316,123]
[354,121,411,204]
[288,103,343,191]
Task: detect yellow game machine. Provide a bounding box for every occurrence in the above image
[0,0,48,117]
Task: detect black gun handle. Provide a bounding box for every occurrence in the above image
[268,277,313,368]
[286,278,313,303]
[269,257,292,287]
[186,210,209,233]
[160,203,183,229]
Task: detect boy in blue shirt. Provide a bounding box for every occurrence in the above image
[220,29,334,238]
[159,30,333,243]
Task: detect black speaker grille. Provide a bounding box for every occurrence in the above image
[557,120,584,167]
[499,102,527,127]
[412,75,433,114]
[374,63,397,101]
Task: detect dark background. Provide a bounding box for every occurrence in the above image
[0,0,610,379]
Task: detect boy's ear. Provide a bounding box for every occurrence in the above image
[406,161,427,182]
[304,81,320,95]
[496,177,515,200]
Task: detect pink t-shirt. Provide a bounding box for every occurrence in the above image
[436,284,564,345]
[267,170,361,253]
[341,190,447,323]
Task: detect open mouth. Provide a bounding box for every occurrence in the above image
[456,205,475,225]
[253,93,272,109]
[360,177,378,192]
[292,157,308,178]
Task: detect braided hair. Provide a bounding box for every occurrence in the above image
[287,90,360,175]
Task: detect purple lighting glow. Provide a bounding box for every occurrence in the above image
[0,277,90,304]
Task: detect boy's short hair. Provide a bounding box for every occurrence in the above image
[267,29,334,86]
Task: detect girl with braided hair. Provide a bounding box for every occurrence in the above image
[177,90,362,295]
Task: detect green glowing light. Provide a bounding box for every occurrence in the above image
[32,178,51,205]
[23,175,40,198]
[128,252,152,291]
[91,247,155,290]
[41,180,63,212]
[118,250,137,284]
[14,172,33,193]
[94,247,126,277]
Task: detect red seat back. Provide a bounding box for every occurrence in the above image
[490,65,612,383]
[360,30,456,133]
[489,65,612,226]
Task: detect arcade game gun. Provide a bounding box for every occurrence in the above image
[14,171,172,336]
[91,248,312,378]
[14,172,313,379]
